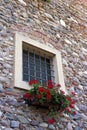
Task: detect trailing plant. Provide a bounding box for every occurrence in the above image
[23,80,76,123]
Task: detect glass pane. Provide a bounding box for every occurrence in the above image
[29,53,34,63]
[23,74,29,81]
[23,61,28,68]
[23,50,28,81]
[23,67,28,74]
[42,72,46,79]
[30,69,34,76]
[46,58,50,63]
[30,64,34,70]
[42,80,46,84]
[36,66,40,71]
[30,76,35,80]
[36,71,40,77]
[47,75,51,80]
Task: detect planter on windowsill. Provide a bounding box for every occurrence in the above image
[24,98,49,109]
[23,80,76,117]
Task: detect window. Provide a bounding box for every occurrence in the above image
[23,47,55,84]
[14,33,66,92]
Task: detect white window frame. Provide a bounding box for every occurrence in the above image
[14,32,66,92]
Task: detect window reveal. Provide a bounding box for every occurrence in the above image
[23,49,55,84]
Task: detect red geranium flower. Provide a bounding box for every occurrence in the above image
[29,80,33,85]
[70,104,74,108]
[48,118,55,124]
[46,89,51,93]
[73,111,76,115]
[56,84,61,88]
[24,93,31,99]
[46,93,52,99]
[34,80,38,84]
[60,90,65,94]
[29,80,38,85]
[47,84,54,89]
[65,108,71,113]
[67,96,72,102]
[60,109,63,113]
[48,80,53,83]
[71,99,76,104]
[48,80,54,89]
[38,87,45,93]
[71,92,76,96]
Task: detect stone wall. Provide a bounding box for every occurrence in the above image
[0,0,87,130]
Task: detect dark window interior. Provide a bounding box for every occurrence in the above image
[23,49,55,84]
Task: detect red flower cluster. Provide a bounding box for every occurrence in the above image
[69,104,74,108]
[47,80,54,89]
[24,93,30,99]
[67,96,72,101]
[38,87,46,93]
[38,86,52,100]
[29,80,38,85]
[67,96,76,104]
[48,118,55,124]
[71,99,76,104]
[46,93,52,99]
[65,108,71,113]
[46,89,50,93]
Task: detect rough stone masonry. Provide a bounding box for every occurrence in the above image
[0,0,87,130]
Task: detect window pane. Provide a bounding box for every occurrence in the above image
[30,76,35,80]
[29,53,34,63]
[23,74,29,81]
[23,50,28,81]
[36,71,40,77]
[23,67,28,74]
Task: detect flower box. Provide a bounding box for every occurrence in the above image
[23,80,76,117]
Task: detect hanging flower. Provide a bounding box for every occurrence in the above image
[69,104,74,108]
[73,111,76,115]
[56,84,61,88]
[46,89,51,93]
[38,87,46,93]
[24,93,31,99]
[29,80,38,85]
[46,93,52,99]
[65,108,71,113]
[60,90,65,94]
[71,92,76,96]
[71,99,76,104]
[23,80,76,119]
[48,118,55,124]
[47,84,54,89]
[47,80,54,89]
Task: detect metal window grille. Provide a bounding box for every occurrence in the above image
[23,49,55,84]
